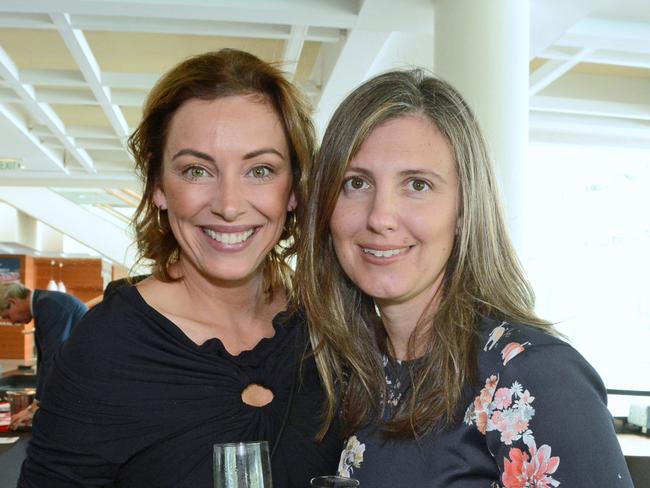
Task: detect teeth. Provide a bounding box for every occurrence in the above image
[362,247,409,258]
[203,228,254,245]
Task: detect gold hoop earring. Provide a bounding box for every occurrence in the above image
[156,207,166,234]
[284,210,296,235]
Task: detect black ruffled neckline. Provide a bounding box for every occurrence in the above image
[123,285,296,366]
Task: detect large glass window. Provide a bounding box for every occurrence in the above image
[524,142,650,415]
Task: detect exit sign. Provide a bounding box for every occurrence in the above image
[0,159,23,170]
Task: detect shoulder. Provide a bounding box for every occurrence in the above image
[475,317,606,404]
[60,286,159,360]
[478,317,577,369]
[34,289,87,312]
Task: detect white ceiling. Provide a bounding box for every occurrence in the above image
[0,0,649,265]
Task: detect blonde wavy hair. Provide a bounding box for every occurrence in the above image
[298,69,553,438]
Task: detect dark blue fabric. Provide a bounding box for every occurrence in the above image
[31,289,88,399]
[19,286,340,487]
[337,318,633,487]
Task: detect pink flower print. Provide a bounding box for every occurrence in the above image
[490,410,507,432]
[476,411,489,434]
[480,388,493,405]
[499,425,516,445]
[485,375,499,391]
[514,418,530,433]
[518,389,535,406]
[502,443,560,488]
[464,374,501,431]
[501,342,527,365]
[494,387,513,409]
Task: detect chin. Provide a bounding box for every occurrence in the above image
[359,283,402,302]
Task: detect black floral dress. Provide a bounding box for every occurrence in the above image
[337,318,633,487]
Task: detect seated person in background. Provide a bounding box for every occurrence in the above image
[18,49,340,488]
[298,69,633,487]
[0,282,87,429]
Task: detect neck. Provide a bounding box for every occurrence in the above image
[376,277,444,361]
[170,258,281,327]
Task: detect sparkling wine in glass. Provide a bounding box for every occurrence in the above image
[213,441,272,488]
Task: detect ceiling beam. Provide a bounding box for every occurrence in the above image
[34,87,145,107]
[0,171,139,189]
[19,69,86,88]
[50,12,130,141]
[0,12,344,42]
[282,25,308,80]
[530,111,650,148]
[529,48,594,96]
[104,189,139,207]
[20,69,159,91]
[1,0,358,29]
[0,187,136,268]
[527,0,611,59]
[0,104,67,173]
[533,71,650,105]
[539,46,650,70]
[0,48,94,172]
[0,12,53,29]
[530,95,650,121]
[558,17,650,55]
[530,111,650,140]
[314,29,390,136]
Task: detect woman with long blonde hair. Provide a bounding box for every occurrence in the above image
[299,70,631,487]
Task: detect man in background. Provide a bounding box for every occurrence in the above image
[0,282,87,429]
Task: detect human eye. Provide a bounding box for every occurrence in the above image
[247,165,273,180]
[406,178,432,192]
[342,175,370,192]
[182,165,210,181]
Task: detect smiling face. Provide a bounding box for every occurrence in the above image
[154,94,295,286]
[329,115,459,312]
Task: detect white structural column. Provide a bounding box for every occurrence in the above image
[434,0,530,251]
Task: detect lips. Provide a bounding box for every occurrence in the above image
[361,246,411,258]
[202,227,255,245]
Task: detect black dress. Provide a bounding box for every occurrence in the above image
[19,286,341,487]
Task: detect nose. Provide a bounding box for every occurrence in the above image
[211,174,246,222]
[367,188,398,234]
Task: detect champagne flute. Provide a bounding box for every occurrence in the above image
[213,441,272,488]
[310,475,360,487]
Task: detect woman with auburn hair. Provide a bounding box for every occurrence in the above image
[19,49,340,487]
[299,70,632,487]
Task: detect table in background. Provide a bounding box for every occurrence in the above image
[618,434,650,487]
[0,430,30,486]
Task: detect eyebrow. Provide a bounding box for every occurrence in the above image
[399,169,447,183]
[346,166,447,183]
[243,148,285,160]
[171,147,285,162]
[171,149,214,162]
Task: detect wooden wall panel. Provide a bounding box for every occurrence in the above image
[33,258,103,303]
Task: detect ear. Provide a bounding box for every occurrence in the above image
[287,190,297,212]
[153,183,167,211]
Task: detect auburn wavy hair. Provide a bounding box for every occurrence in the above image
[128,49,314,297]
